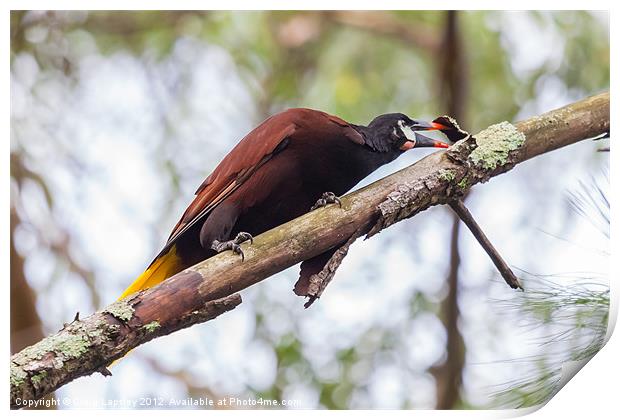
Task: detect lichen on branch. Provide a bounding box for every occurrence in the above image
[469,122,526,170]
[11,294,241,409]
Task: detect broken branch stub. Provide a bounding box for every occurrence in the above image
[433,115,470,142]
[304,232,360,308]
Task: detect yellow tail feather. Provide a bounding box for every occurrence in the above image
[110,246,181,367]
[118,245,182,300]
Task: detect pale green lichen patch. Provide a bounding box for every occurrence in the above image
[11,363,27,387]
[142,321,161,333]
[53,334,90,358]
[104,300,135,322]
[13,333,91,366]
[31,371,48,385]
[469,121,526,170]
[87,329,103,338]
[438,169,456,182]
[457,177,469,190]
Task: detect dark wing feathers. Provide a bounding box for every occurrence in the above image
[164,119,297,249]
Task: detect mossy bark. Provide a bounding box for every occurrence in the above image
[11,294,240,409]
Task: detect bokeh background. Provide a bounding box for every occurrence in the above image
[10,10,610,409]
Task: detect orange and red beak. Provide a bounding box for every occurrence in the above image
[400,120,452,150]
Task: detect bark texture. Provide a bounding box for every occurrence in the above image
[10,92,609,408]
[11,294,241,408]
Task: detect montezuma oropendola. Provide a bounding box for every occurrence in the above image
[119,108,453,301]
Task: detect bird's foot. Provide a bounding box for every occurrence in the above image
[211,232,253,261]
[311,192,342,211]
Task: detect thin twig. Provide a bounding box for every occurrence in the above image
[449,199,524,291]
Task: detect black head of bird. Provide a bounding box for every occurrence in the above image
[357,113,451,155]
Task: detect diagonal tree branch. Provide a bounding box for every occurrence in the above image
[10,92,609,408]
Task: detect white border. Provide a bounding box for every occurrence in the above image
[4,3,616,419]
